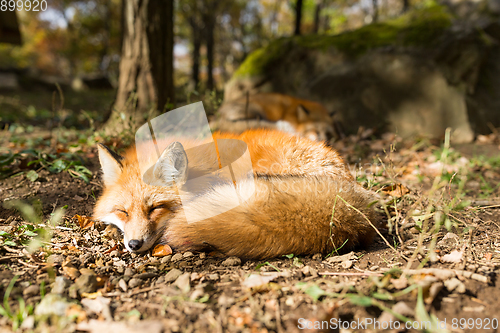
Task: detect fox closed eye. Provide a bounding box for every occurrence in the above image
[114,208,128,217]
[149,205,166,214]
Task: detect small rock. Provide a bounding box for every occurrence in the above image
[466,264,478,272]
[426,282,444,304]
[207,273,219,280]
[135,272,157,279]
[81,297,112,321]
[199,253,206,259]
[190,288,205,301]
[444,278,466,293]
[392,301,415,317]
[378,301,414,324]
[20,281,30,288]
[161,255,172,264]
[68,284,78,299]
[174,273,191,293]
[178,261,188,268]
[20,316,35,330]
[410,227,420,234]
[75,274,98,294]
[118,279,128,292]
[47,254,64,265]
[23,285,39,298]
[155,276,165,285]
[164,268,183,283]
[194,260,203,266]
[302,266,318,277]
[325,252,357,264]
[171,253,183,262]
[74,195,84,201]
[429,251,440,263]
[183,252,194,258]
[109,250,119,257]
[35,294,70,317]
[478,266,491,273]
[79,268,96,276]
[312,253,322,261]
[128,278,143,289]
[149,257,158,264]
[52,276,71,294]
[124,268,135,276]
[218,294,235,307]
[342,260,353,269]
[370,265,380,271]
[63,266,81,280]
[222,257,241,266]
[437,232,459,247]
[391,277,408,290]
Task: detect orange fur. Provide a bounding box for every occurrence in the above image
[215,93,335,141]
[94,129,380,259]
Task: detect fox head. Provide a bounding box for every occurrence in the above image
[278,104,336,142]
[94,142,188,252]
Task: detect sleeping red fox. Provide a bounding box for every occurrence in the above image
[94,129,380,259]
[214,93,336,142]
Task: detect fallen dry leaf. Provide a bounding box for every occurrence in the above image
[74,215,95,229]
[382,183,410,197]
[66,304,87,323]
[242,273,280,289]
[441,250,464,263]
[152,244,173,257]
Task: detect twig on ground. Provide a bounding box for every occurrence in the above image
[17,259,39,268]
[318,271,383,277]
[401,268,490,284]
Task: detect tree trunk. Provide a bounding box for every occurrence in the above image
[184,1,202,90]
[294,0,303,36]
[323,12,330,32]
[313,0,322,34]
[103,0,175,134]
[372,0,379,22]
[99,0,111,72]
[204,14,216,91]
[402,0,410,13]
[191,26,201,90]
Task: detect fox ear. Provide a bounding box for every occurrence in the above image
[153,142,188,187]
[97,144,124,187]
[297,104,311,122]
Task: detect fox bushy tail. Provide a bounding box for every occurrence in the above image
[164,175,381,259]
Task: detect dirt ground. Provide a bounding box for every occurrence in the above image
[1,130,500,333]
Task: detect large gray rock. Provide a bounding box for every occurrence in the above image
[224,5,500,143]
[308,52,474,143]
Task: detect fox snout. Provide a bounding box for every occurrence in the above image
[128,239,143,251]
[122,221,165,253]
